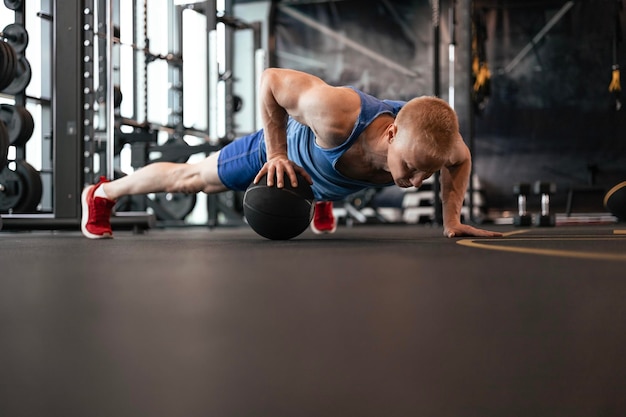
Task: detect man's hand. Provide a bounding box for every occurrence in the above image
[254,154,313,188]
[443,223,503,238]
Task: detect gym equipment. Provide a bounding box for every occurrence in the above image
[3,0,22,10]
[109,127,222,224]
[0,40,17,91]
[116,192,197,221]
[93,31,183,66]
[243,173,315,240]
[113,85,123,108]
[114,169,198,222]
[151,192,197,221]
[2,55,31,95]
[534,181,556,227]
[0,120,8,169]
[0,159,43,213]
[0,104,34,146]
[604,181,626,221]
[513,183,532,226]
[1,24,29,54]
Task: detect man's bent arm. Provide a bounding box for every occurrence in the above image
[258,68,319,161]
[255,68,359,187]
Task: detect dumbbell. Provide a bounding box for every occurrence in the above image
[534,181,556,227]
[0,24,29,54]
[4,0,24,10]
[513,183,532,226]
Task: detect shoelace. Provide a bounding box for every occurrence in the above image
[90,197,114,224]
[315,203,332,223]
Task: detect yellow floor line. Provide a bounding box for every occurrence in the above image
[457,238,626,262]
[502,230,530,237]
[490,236,626,241]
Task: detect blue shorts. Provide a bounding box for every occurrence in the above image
[217,130,267,191]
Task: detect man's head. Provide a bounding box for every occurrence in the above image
[386,96,459,188]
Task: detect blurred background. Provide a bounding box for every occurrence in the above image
[1,0,624,229]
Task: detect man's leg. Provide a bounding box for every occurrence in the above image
[102,151,227,199]
[81,152,228,239]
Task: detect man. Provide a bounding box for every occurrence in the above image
[81,68,502,239]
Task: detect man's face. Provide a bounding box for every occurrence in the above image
[387,128,443,189]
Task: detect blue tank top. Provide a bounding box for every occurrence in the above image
[286,87,405,201]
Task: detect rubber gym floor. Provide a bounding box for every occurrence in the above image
[1,222,626,417]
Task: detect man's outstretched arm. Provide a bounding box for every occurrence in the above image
[440,137,503,238]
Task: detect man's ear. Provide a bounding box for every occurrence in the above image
[388,124,398,143]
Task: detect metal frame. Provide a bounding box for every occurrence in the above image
[53,0,83,218]
[2,0,153,231]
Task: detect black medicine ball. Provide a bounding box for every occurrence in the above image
[243,173,315,240]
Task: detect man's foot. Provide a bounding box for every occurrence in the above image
[81,177,115,239]
[311,201,337,234]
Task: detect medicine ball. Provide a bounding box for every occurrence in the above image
[604,181,626,221]
[243,173,315,240]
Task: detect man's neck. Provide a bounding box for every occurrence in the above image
[360,114,393,171]
[334,114,394,184]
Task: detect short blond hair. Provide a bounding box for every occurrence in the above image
[395,96,458,161]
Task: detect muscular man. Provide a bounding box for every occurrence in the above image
[81,68,502,239]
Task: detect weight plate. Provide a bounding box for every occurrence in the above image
[0,42,16,91]
[0,163,22,212]
[114,85,123,108]
[2,55,31,95]
[3,0,22,10]
[0,42,7,90]
[7,42,17,88]
[0,120,8,169]
[17,106,34,145]
[8,41,17,82]
[2,24,29,54]
[0,160,42,213]
[0,104,34,146]
[13,160,42,212]
[149,192,197,220]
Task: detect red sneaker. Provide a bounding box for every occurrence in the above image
[81,177,115,239]
[311,201,337,234]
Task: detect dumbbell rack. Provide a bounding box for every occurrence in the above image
[0,0,41,220]
[1,0,153,231]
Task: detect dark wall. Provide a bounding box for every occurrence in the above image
[473,0,626,210]
[273,0,436,99]
[270,0,626,212]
